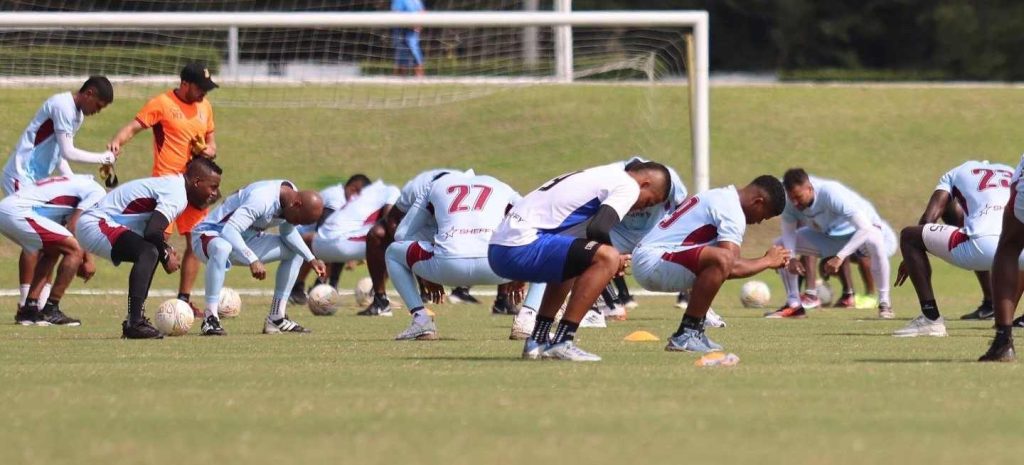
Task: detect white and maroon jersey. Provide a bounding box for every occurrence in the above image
[317,180,400,239]
[320,184,348,211]
[2,174,105,223]
[937,160,1013,237]
[84,175,188,234]
[194,180,295,237]
[781,176,883,237]
[490,162,641,247]
[638,185,746,253]
[395,168,458,213]
[3,92,83,183]
[405,173,521,258]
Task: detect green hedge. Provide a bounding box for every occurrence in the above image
[780,68,952,82]
[0,46,221,76]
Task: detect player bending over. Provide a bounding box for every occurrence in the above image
[978,154,1024,362]
[76,159,222,339]
[192,180,326,335]
[2,175,105,325]
[633,176,789,352]
[489,161,669,362]
[893,160,1013,337]
[768,169,897,319]
[387,171,521,340]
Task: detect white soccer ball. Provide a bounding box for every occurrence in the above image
[354,277,374,307]
[154,299,195,336]
[219,287,242,318]
[308,284,340,316]
[815,279,834,306]
[740,280,771,308]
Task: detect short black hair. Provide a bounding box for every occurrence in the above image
[80,76,113,103]
[345,174,371,188]
[186,157,223,177]
[752,175,786,216]
[626,161,672,200]
[782,168,809,190]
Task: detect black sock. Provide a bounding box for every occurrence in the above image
[531,315,554,343]
[673,314,703,337]
[177,292,190,302]
[995,325,1014,344]
[601,286,618,308]
[553,320,579,344]
[494,293,508,307]
[920,299,940,320]
[613,276,630,300]
[375,292,389,304]
[25,298,38,310]
[292,280,304,292]
[42,298,59,311]
[328,264,342,288]
[981,299,993,309]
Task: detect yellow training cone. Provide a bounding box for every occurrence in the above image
[623,330,660,342]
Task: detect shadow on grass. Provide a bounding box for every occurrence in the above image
[401,355,528,363]
[854,358,974,364]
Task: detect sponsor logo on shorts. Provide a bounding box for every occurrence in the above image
[585,241,598,251]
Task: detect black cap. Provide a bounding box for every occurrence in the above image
[180,62,218,92]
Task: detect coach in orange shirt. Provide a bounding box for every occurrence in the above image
[107,62,218,315]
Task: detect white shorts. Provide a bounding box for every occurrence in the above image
[784,224,897,258]
[192,231,294,266]
[921,223,1003,271]
[1,172,28,196]
[632,246,698,293]
[0,203,71,252]
[396,241,508,287]
[312,233,367,263]
[76,213,130,262]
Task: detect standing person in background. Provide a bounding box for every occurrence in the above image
[107,62,219,318]
[392,0,426,77]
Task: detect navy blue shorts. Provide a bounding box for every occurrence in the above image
[488,234,581,284]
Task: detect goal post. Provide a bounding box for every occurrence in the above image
[0,10,710,192]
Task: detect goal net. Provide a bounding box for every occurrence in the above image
[0,1,707,192]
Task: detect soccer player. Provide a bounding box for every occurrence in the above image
[2,76,116,311]
[76,159,222,339]
[979,154,1024,362]
[767,169,897,319]
[489,161,670,361]
[391,0,425,77]
[0,175,105,326]
[288,174,371,304]
[107,62,219,317]
[192,180,327,336]
[893,160,1013,337]
[633,176,789,352]
[386,171,521,340]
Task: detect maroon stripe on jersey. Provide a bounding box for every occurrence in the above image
[13,179,19,192]
[947,229,969,252]
[951,187,968,216]
[123,197,158,214]
[133,116,149,129]
[46,195,80,207]
[25,217,69,247]
[405,241,434,267]
[218,210,235,224]
[200,233,216,257]
[661,246,705,274]
[33,119,55,146]
[347,235,368,242]
[153,123,165,154]
[363,210,382,226]
[98,219,129,245]
[681,224,718,246]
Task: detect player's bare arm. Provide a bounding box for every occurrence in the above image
[108,119,146,155]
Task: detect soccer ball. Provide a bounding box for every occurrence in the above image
[219,287,242,318]
[814,279,834,306]
[740,280,771,308]
[154,299,195,336]
[354,277,374,307]
[308,284,340,316]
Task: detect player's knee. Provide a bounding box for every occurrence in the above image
[900,226,924,249]
[592,245,620,269]
[136,242,160,266]
[207,238,232,260]
[705,248,734,274]
[368,224,387,243]
[385,242,406,263]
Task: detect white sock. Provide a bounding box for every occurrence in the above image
[268,296,286,321]
[779,269,800,306]
[18,284,29,306]
[39,283,52,304]
[205,302,219,320]
[878,290,891,307]
[412,308,431,324]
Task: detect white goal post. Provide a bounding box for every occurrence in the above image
[0,10,710,192]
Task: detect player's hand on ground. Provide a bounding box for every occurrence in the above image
[764,245,791,269]
[894,261,909,287]
[249,260,267,280]
[617,253,632,276]
[786,257,805,276]
[823,256,843,275]
[77,256,96,282]
[163,247,181,274]
[423,280,446,304]
[309,259,327,278]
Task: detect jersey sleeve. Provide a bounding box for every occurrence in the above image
[204,101,215,133]
[714,198,746,246]
[50,96,79,135]
[823,185,859,220]
[134,96,165,129]
[153,180,187,221]
[935,167,957,193]
[600,176,641,220]
[395,181,420,212]
[385,185,401,205]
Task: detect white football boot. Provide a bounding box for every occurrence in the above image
[703,308,727,328]
[893,315,946,337]
[579,308,607,328]
[510,307,537,340]
[541,341,601,362]
[396,318,439,341]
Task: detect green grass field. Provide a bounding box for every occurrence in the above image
[2,83,1024,465]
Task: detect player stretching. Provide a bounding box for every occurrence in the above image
[767,169,897,319]
[893,160,1013,337]
[1,175,105,326]
[192,180,326,336]
[76,159,222,339]
[2,76,116,312]
[634,176,788,352]
[979,154,1024,362]
[489,161,669,361]
[387,171,521,340]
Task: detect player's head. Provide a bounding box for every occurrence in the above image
[625,161,671,211]
[782,168,814,210]
[183,158,223,208]
[344,174,371,200]
[283,190,324,225]
[77,76,113,116]
[740,175,787,224]
[178,62,219,103]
